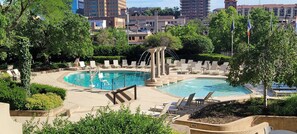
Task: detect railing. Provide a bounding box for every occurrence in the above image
[111,85,137,105]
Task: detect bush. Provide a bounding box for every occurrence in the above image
[25,93,63,110]
[0,72,12,81]
[91,56,126,64]
[30,83,66,100]
[0,79,27,110]
[23,106,174,134]
[180,35,214,54]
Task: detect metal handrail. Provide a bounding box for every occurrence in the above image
[111,85,137,105]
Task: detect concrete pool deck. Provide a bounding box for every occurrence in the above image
[12,68,271,125]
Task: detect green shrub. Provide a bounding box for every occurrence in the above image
[23,106,174,134]
[25,93,63,110]
[0,79,27,110]
[91,56,126,64]
[0,72,12,81]
[30,83,66,100]
[180,35,214,54]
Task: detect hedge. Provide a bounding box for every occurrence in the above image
[91,56,126,64]
[30,83,66,100]
[26,93,63,110]
[0,80,27,110]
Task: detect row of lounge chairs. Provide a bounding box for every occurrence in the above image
[142,92,218,117]
[72,60,150,70]
[6,69,21,80]
[271,83,297,96]
[167,59,229,75]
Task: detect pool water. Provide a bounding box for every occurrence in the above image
[64,71,150,90]
[157,78,252,98]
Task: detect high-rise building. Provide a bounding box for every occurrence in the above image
[225,0,237,9]
[72,0,84,15]
[180,0,210,20]
[84,0,126,17]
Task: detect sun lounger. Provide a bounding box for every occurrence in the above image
[122,59,128,68]
[202,60,210,70]
[195,91,218,105]
[6,70,14,77]
[103,60,111,68]
[180,59,186,64]
[152,98,185,113]
[191,63,202,74]
[187,59,193,64]
[170,60,179,68]
[137,61,146,68]
[13,69,21,76]
[205,62,220,75]
[128,61,137,68]
[112,60,120,68]
[142,103,172,117]
[273,90,297,97]
[173,60,181,70]
[79,61,86,69]
[90,61,96,69]
[177,64,189,74]
[166,59,172,65]
[219,64,229,75]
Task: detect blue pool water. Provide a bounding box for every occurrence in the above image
[64,71,150,90]
[157,78,252,98]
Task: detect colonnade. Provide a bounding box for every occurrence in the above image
[146,47,167,85]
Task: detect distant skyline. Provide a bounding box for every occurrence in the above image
[127,0,297,10]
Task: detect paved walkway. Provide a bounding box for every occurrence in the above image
[12,68,267,125]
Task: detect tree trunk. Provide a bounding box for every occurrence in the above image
[263,82,268,108]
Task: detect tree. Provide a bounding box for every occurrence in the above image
[209,7,244,53]
[144,32,182,50]
[227,26,297,108]
[94,28,127,46]
[167,19,207,37]
[16,36,32,95]
[180,35,214,54]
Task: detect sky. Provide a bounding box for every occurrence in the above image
[127,0,297,10]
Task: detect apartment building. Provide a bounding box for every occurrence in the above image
[128,16,186,33]
[225,0,237,9]
[180,0,210,20]
[237,4,297,22]
[84,0,126,17]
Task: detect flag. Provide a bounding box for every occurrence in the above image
[231,20,235,32]
[295,16,297,33]
[270,13,273,32]
[247,19,252,37]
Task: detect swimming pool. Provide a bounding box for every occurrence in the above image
[157,78,252,98]
[64,71,150,90]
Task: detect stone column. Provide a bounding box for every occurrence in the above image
[156,47,161,78]
[161,47,166,76]
[149,48,157,82]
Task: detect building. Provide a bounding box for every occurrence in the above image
[180,0,210,20]
[128,16,186,33]
[84,0,126,18]
[72,0,84,15]
[128,31,152,44]
[225,0,237,9]
[128,7,156,16]
[89,17,126,30]
[237,4,297,22]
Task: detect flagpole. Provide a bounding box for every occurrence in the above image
[231,31,234,56]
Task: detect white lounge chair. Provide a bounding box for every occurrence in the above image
[191,63,202,74]
[205,62,220,75]
[128,61,137,68]
[195,91,218,105]
[122,59,128,68]
[166,59,172,66]
[79,61,86,69]
[112,60,120,68]
[13,69,21,76]
[142,103,172,117]
[202,60,210,70]
[90,61,96,69]
[103,60,111,68]
[177,64,189,74]
[219,64,229,75]
[180,59,186,64]
[137,61,146,68]
[173,60,181,70]
[152,98,185,113]
[6,70,14,77]
[187,59,193,64]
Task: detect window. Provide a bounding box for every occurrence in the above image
[280,8,284,16]
[132,37,135,40]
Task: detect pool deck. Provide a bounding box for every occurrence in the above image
[12,68,272,125]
